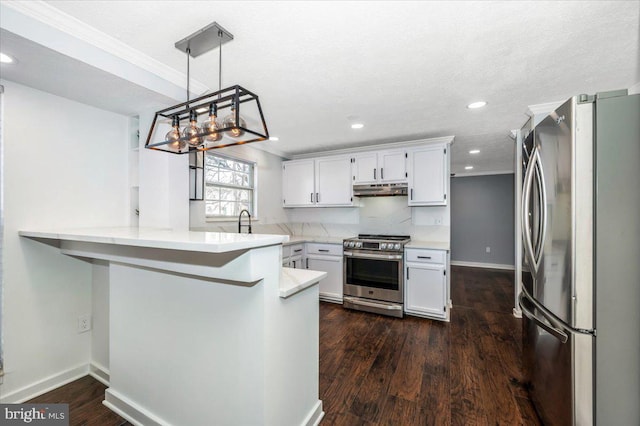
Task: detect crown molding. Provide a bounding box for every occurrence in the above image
[526,100,564,117]
[1,1,209,96]
[289,136,455,160]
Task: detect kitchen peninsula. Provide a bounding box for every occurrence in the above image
[19,228,326,426]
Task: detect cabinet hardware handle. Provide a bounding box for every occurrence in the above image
[406,267,409,280]
[417,256,432,259]
[294,249,302,253]
[410,188,414,200]
[306,258,309,268]
[381,168,384,180]
[316,192,319,203]
[292,260,296,268]
[373,168,376,180]
[319,249,330,252]
[311,193,314,203]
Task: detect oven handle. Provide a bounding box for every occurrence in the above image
[343,251,404,260]
[344,297,402,311]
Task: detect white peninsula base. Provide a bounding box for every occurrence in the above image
[20,228,325,426]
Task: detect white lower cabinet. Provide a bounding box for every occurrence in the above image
[404,248,450,321]
[306,243,343,303]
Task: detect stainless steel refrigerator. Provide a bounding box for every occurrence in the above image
[519,90,640,425]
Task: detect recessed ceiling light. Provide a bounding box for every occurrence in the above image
[467,101,487,109]
[351,123,364,129]
[0,53,15,64]
[465,166,474,170]
[469,149,480,154]
[269,136,279,141]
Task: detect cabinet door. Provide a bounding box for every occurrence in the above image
[352,152,378,184]
[290,255,304,269]
[408,146,447,206]
[379,150,407,182]
[316,157,353,206]
[282,159,315,207]
[307,255,343,303]
[405,264,446,318]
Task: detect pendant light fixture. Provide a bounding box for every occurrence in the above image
[145,22,269,154]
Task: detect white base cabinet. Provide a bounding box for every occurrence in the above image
[404,248,450,321]
[306,243,343,303]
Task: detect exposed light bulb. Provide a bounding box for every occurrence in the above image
[223,99,246,138]
[351,123,364,129]
[166,116,186,151]
[202,103,223,142]
[469,149,480,154]
[183,110,203,147]
[465,166,474,170]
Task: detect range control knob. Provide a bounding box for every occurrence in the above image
[355,242,363,248]
[380,243,388,250]
[348,241,356,248]
[394,243,401,250]
[343,241,349,247]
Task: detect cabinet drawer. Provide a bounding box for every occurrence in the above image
[306,243,342,256]
[289,244,304,255]
[405,249,445,264]
[282,245,292,258]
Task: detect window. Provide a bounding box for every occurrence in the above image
[204,153,255,218]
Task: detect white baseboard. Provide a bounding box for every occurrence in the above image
[302,400,324,426]
[89,362,110,386]
[451,260,515,271]
[0,364,89,403]
[104,388,167,426]
[319,294,343,304]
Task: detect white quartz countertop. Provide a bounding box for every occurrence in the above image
[284,236,346,245]
[405,240,450,251]
[279,267,327,298]
[19,227,289,253]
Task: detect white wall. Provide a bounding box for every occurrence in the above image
[189,145,288,230]
[629,81,640,95]
[0,80,129,402]
[138,111,189,230]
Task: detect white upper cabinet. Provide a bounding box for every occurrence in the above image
[378,150,407,182]
[282,159,315,207]
[315,156,353,206]
[352,152,378,184]
[283,156,353,207]
[407,144,448,206]
[352,150,406,184]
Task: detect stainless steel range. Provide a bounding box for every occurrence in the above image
[343,234,410,318]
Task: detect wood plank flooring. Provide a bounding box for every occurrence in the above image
[26,266,540,425]
[319,266,541,425]
[26,375,131,426]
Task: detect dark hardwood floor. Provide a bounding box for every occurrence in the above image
[26,375,131,426]
[319,266,541,425]
[27,266,540,425]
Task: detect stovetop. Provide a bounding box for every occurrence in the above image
[343,234,410,252]
[356,234,410,241]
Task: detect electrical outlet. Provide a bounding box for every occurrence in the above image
[485,246,491,253]
[77,315,91,333]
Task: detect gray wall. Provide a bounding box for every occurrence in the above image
[451,174,515,266]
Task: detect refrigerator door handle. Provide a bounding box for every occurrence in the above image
[533,151,548,270]
[522,147,539,272]
[519,292,569,343]
[521,287,596,337]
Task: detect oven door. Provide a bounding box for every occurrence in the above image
[343,251,403,303]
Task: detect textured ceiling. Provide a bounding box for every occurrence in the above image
[3,1,639,175]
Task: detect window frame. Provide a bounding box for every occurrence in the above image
[203,151,257,220]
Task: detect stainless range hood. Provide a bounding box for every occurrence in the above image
[353,183,408,197]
